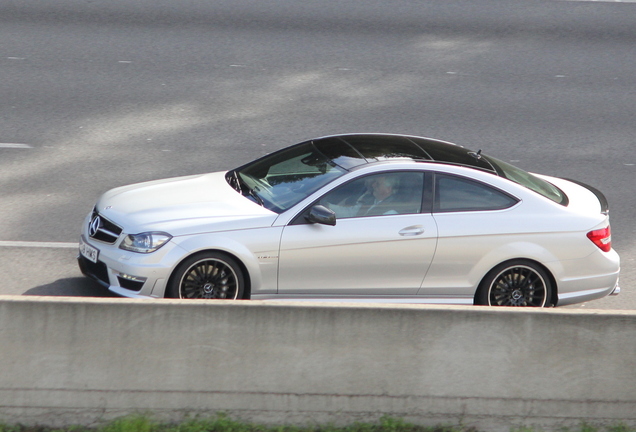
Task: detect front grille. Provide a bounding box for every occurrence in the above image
[88,208,123,244]
[78,255,110,287]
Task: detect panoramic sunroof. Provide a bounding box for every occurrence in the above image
[312,134,495,172]
[341,135,431,161]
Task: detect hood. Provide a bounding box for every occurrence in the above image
[95,172,277,235]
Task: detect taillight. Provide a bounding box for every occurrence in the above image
[587,226,612,252]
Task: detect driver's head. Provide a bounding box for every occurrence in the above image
[369,175,399,201]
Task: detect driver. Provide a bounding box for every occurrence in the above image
[358,175,400,216]
[325,174,400,218]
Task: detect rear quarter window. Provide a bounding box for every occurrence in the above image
[434,174,519,212]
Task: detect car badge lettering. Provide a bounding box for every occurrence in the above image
[89,216,101,237]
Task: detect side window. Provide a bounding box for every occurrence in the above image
[434,174,518,212]
[320,172,424,219]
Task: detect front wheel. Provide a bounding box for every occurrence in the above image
[476,260,553,307]
[167,251,245,299]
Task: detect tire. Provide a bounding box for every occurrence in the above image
[476,260,552,307]
[167,251,245,300]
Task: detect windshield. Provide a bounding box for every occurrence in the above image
[484,156,568,205]
[227,141,348,213]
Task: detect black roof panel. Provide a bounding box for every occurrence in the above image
[407,136,494,172]
[313,134,494,172]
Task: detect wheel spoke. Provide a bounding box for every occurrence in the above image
[179,258,239,300]
[488,265,547,307]
[194,264,207,283]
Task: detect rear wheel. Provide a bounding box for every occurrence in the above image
[476,260,552,307]
[167,251,244,299]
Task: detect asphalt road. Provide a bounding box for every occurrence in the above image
[1,0,634,308]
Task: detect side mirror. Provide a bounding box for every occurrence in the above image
[305,205,336,226]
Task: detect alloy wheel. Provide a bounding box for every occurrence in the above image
[488,265,548,307]
[179,258,240,299]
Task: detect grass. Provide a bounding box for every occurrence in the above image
[0,414,634,432]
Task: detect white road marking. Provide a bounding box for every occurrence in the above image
[0,143,32,149]
[0,241,77,249]
[560,0,636,2]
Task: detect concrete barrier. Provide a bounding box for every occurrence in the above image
[0,296,635,431]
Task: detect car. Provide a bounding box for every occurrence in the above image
[78,133,620,307]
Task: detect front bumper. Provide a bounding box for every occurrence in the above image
[77,232,179,299]
[77,254,163,299]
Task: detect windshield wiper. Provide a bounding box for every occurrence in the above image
[228,170,242,193]
[244,186,264,206]
[229,170,264,207]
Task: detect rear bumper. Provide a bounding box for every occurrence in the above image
[552,246,620,306]
[556,278,619,306]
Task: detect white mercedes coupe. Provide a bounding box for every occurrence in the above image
[79,134,620,307]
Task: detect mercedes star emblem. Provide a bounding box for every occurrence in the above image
[89,216,101,237]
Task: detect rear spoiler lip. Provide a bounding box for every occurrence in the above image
[562,178,610,215]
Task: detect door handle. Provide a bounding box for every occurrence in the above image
[399,225,425,236]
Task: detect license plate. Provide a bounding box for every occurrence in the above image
[79,237,99,263]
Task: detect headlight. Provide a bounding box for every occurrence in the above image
[119,232,172,253]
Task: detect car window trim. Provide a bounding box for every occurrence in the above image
[289,170,430,226]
